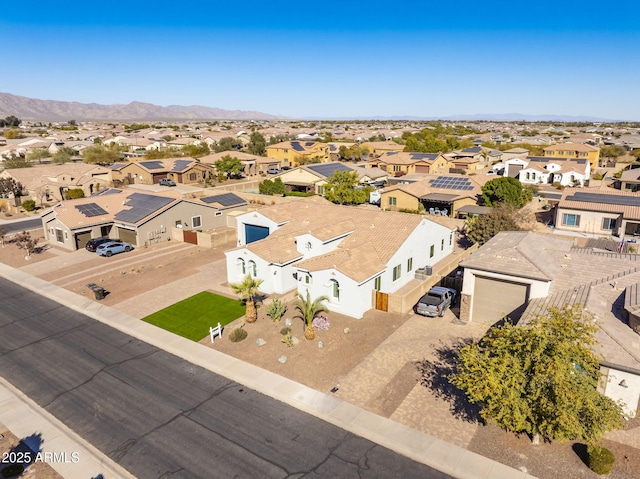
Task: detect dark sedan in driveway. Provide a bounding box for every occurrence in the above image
[86,237,118,252]
[96,241,133,257]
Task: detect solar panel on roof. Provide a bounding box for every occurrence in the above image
[75,203,108,217]
[173,159,191,171]
[567,192,640,207]
[140,160,164,170]
[291,142,305,151]
[201,193,245,207]
[307,163,353,178]
[429,176,474,190]
[114,193,174,224]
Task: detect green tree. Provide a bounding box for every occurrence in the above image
[230,275,264,323]
[181,143,210,158]
[450,305,623,445]
[66,188,85,199]
[259,177,286,196]
[53,146,76,164]
[324,171,371,205]
[0,116,21,127]
[215,155,244,178]
[2,156,31,169]
[214,137,242,153]
[599,145,626,166]
[630,149,640,161]
[83,144,125,165]
[248,132,267,156]
[467,207,521,245]
[294,290,329,340]
[27,148,51,163]
[481,177,531,208]
[3,129,22,139]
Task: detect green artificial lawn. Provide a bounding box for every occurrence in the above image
[142,291,245,341]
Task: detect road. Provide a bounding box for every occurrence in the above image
[0,277,452,479]
[0,217,42,233]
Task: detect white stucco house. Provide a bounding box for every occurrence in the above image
[225,197,455,318]
[504,156,590,187]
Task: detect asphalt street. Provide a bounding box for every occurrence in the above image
[0,277,453,479]
[0,217,42,233]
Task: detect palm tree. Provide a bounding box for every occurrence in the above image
[295,290,329,340]
[230,275,264,323]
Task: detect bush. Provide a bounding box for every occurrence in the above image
[1,464,25,478]
[586,444,615,475]
[312,315,330,331]
[266,297,287,322]
[21,199,36,211]
[280,326,291,336]
[592,173,604,180]
[229,328,248,342]
[66,188,85,199]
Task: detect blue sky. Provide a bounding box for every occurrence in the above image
[3,1,640,120]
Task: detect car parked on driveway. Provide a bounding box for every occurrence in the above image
[96,241,133,257]
[86,237,117,252]
[266,168,280,174]
[159,178,176,186]
[415,286,457,317]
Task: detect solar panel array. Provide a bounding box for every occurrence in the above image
[291,142,305,151]
[173,159,191,171]
[201,193,245,207]
[429,176,474,191]
[110,163,127,170]
[409,153,437,160]
[75,203,108,217]
[140,160,165,170]
[114,193,174,223]
[307,163,353,178]
[567,192,640,207]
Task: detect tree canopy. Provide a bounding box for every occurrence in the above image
[0,116,21,127]
[259,177,286,196]
[215,155,244,178]
[466,206,521,245]
[248,132,266,156]
[83,144,125,165]
[450,305,623,445]
[324,170,371,205]
[214,137,242,153]
[480,177,531,208]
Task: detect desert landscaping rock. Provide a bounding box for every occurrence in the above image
[318,341,324,349]
[278,355,287,364]
[285,318,292,326]
[256,338,266,346]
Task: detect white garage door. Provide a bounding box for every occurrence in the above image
[472,276,529,323]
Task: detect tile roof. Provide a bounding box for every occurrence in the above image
[558,187,640,220]
[543,142,599,152]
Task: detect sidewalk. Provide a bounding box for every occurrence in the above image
[0,262,535,479]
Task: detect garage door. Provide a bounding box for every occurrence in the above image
[245,224,269,244]
[415,165,430,173]
[117,227,137,245]
[74,231,92,250]
[472,276,529,323]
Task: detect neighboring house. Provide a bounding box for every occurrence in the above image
[516,156,590,187]
[379,175,481,216]
[273,162,371,194]
[0,163,111,205]
[360,140,405,157]
[555,188,640,237]
[224,197,455,318]
[266,141,330,167]
[199,151,277,176]
[501,147,530,161]
[619,168,640,192]
[460,231,640,417]
[108,158,212,186]
[368,152,453,176]
[543,142,600,171]
[41,190,247,251]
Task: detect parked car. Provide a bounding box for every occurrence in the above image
[415,286,457,317]
[86,237,117,252]
[267,168,280,174]
[281,165,291,170]
[159,178,176,186]
[96,241,133,257]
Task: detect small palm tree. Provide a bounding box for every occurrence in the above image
[230,275,264,323]
[295,290,329,340]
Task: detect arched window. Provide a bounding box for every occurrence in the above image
[330,279,340,301]
[248,260,257,277]
[237,258,245,275]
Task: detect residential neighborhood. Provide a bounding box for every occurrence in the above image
[2,115,640,479]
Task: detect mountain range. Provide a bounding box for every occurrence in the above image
[0,93,286,122]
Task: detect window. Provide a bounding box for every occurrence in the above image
[237,258,246,275]
[393,165,401,172]
[392,264,401,281]
[441,239,444,251]
[602,217,616,231]
[55,228,63,243]
[450,233,453,245]
[561,213,580,227]
[374,276,381,291]
[407,257,413,272]
[189,172,196,181]
[388,197,397,206]
[430,245,435,258]
[248,260,257,277]
[215,211,222,217]
[317,185,324,195]
[191,216,202,228]
[330,279,340,300]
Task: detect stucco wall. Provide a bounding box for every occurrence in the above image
[599,365,640,417]
[555,207,620,236]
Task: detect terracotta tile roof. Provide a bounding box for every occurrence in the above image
[543,142,599,152]
[558,187,640,220]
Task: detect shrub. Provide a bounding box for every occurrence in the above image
[66,188,85,199]
[281,331,294,347]
[266,297,287,322]
[586,444,615,475]
[312,315,330,331]
[592,173,604,180]
[280,326,291,336]
[229,327,248,342]
[1,464,25,478]
[21,199,36,211]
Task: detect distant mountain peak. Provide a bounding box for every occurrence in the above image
[0,92,286,121]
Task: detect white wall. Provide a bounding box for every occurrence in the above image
[235,211,281,246]
[296,269,370,319]
[599,365,640,417]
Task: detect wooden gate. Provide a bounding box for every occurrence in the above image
[375,291,388,312]
[184,230,198,245]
